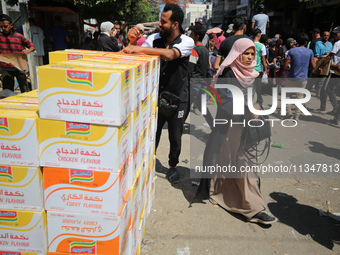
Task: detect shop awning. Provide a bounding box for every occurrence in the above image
[31,6,76,15]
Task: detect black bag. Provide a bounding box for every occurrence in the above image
[158,91,182,118]
[242,115,271,148]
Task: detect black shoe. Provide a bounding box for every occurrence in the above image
[329,118,339,125]
[249,211,277,225]
[166,167,180,184]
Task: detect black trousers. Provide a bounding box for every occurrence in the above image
[156,102,188,167]
[1,69,29,93]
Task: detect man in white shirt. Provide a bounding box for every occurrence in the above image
[124,4,195,184]
[251,4,269,35]
[29,18,45,66]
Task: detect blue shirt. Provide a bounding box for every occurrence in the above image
[314,40,333,57]
[287,47,314,81]
[50,25,69,50]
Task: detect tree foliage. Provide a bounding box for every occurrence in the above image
[5,0,159,24]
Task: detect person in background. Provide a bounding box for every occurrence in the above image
[253,28,267,106]
[187,17,209,48]
[136,24,146,46]
[28,18,45,66]
[113,21,123,50]
[97,21,120,52]
[283,33,316,121]
[251,4,269,35]
[318,26,340,117]
[209,39,217,72]
[308,28,321,51]
[213,17,248,70]
[79,37,94,50]
[225,23,234,38]
[0,14,36,93]
[218,30,226,45]
[313,31,333,99]
[50,15,70,50]
[188,25,213,128]
[266,41,277,85]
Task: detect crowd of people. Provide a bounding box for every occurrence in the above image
[1,3,339,225]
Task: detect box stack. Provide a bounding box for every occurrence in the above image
[0,90,47,255]
[38,49,159,255]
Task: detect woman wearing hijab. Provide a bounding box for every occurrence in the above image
[96,21,120,52]
[196,38,277,225]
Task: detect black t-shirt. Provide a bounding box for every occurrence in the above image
[188,44,210,78]
[309,38,322,52]
[143,33,194,102]
[217,34,249,58]
[97,34,120,52]
[268,49,276,63]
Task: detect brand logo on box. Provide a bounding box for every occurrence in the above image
[0,252,21,255]
[122,159,128,177]
[0,117,9,132]
[122,118,129,132]
[0,211,18,222]
[135,104,140,118]
[137,65,141,77]
[142,96,148,108]
[67,54,84,61]
[69,169,94,183]
[66,122,91,136]
[70,241,96,254]
[146,62,150,75]
[67,70,93,88]
[0,166,13,180]
[125,70,131,85]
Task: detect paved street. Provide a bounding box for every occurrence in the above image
[142,85,340,255]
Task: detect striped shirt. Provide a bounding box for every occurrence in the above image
[0,31,34,68]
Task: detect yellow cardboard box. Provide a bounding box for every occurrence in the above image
[44,157,130,216]
[106,53,160,92]
[39,116,131,172]
[49,50,104,64]
[1,96,39,105]
[71,58,143,110]
[0,110,39,167]
[38,64,132,126]
[0,102,39,112]
[0,166,43,211]
[47,200,130,255]
[0,210,47,253]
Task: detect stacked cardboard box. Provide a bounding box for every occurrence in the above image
[39,50,159,255]
[0,90,47,254]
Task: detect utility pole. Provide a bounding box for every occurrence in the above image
[19,0,37,90]
[1,0,8,15]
